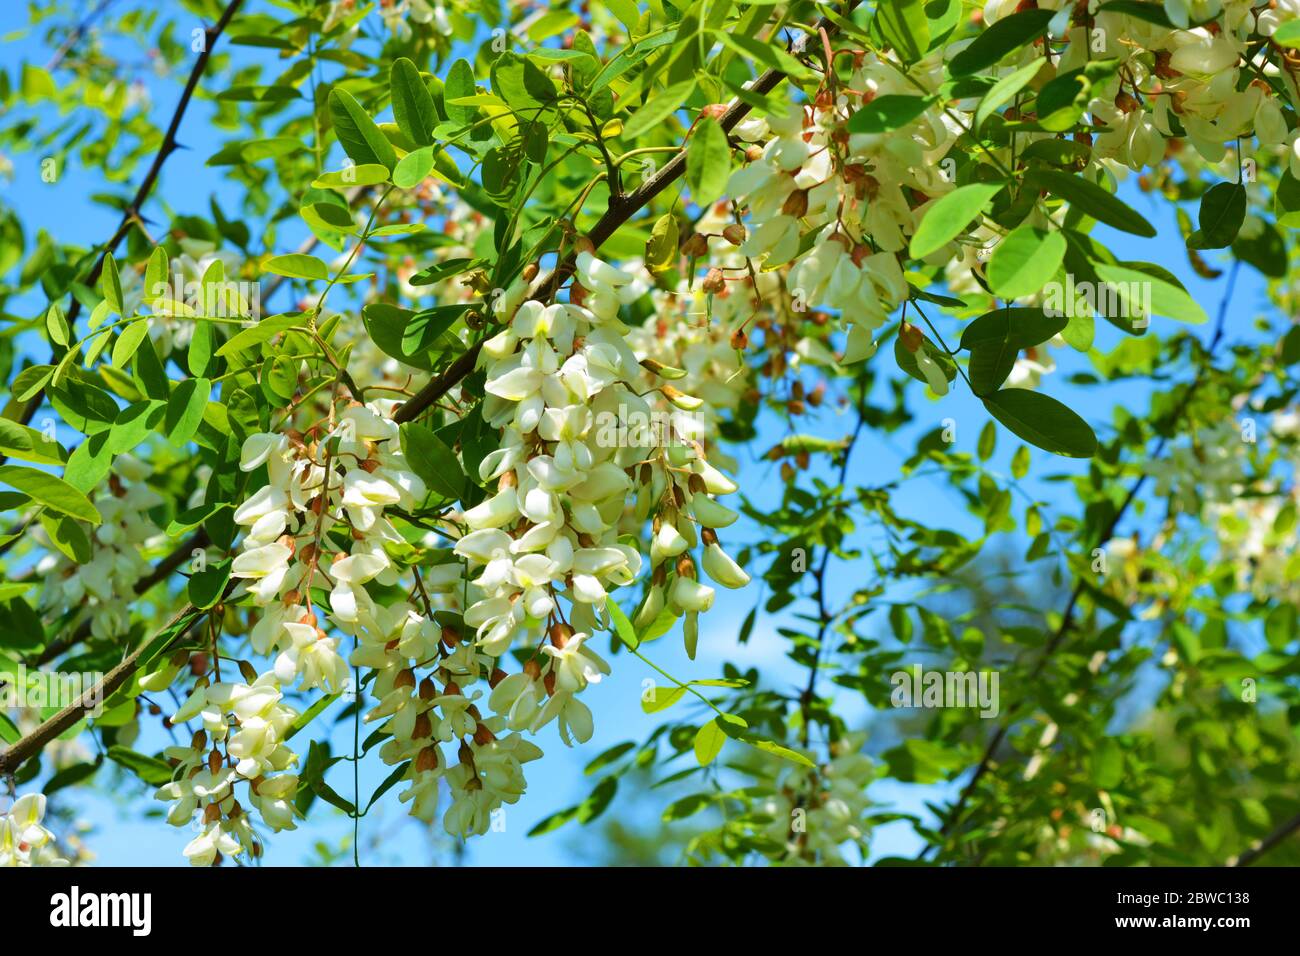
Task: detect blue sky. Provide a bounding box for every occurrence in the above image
[0,3,1273,866]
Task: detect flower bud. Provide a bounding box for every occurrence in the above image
[722,223,747,245]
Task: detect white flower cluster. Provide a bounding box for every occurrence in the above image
[728,96,918,367]
[230,399,428,692]
[758,735,874,865]
[721,0,1300,387]
[455,252,748,741]
[0,793,68,867]
[37,454,164,640]
[154,675,301,866]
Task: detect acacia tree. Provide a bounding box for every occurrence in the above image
[1,0,1299,867]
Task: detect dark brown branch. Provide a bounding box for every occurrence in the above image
[1228,810,1300,866]
[0,604,203,778]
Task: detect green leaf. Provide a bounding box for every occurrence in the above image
[645,214,679,273]
[1094,263,1208,324]
[1032,169,1156,237]
[981,389,1098,458]
[311,164,392,189]
[584,741,635,775]
[607,600,639,650]
[848,94,934,134]
[622,81,694,140]
[0,464,100,523]
[1096,0,1176,28]
[443,59,478,127]
[576,776,618,824]
[107,746,174,785]
[45,305,69,347]
[328,88,397,172]
[188,557,231,610]
[365,760,411,813]
[13,365,54,403]
[40,512,92,563]
[264,253,329,281]
[949,8,1054,76]
[909,183,1003,258]
[641,684,687,713]
[1192,181,1246,249]
[392,147,434,190]
[973,58,1044,131]
[399,422,463,499]
[718,31,816,80]
[1011,444,1030,479]
[662,793,713,821]
[164,377,209,448]
[111,319,151,369]
[401,304,467,357]
[693,718,726,766]
[1091,738,1123,790]
[873,0,929,63]
[102,252,124,315]
[0,418,65,465]
[1276,20,1300,47]
[986,226,1066,299]
[686,117,730,208]
[390,58,435,147]
[740,733,814,767]
[216,313,300,357]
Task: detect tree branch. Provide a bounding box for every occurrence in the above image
[918,262,1240,862]
[3,0,246,451]
[0,0,856,783]
[1227,810,1300,866]
[396,2,851,424]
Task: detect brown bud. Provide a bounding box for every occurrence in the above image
[394,668,416,691]
[441,625,461,648]
[418,676,437,701]
[208,748,222,774]
[701,527,718,547]
[699,103,727,122]
[203,802,222,824]
[675,553,695,578]
[1114,91,1139,114]
[473,723,496,746]
[416,745,440,773]
[549,622,575,648]
[524,658,543,681]
[543,671,558,696]
[489,667,508,689]
[444,680,462,697]
[238,659,258,684]
[744,144,763,162]
[458,741,475,766]
[782,189,809,218]
[412,712,433,740]
[682,232,709,258]
[701,268,726,294]
[522,262,539,282]
[722,223,747,245]
[191,730,208,751]
[898,322,924,353]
